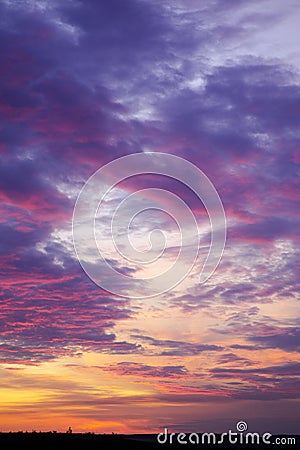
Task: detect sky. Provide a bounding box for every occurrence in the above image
[0,0,299,435]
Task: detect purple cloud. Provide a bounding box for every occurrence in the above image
[101,362,188,378]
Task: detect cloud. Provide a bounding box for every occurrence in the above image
[216,352,253,366]
[211,313,300,352]
[229,217,300,245]
[211,362,300,376]
[131,335,223,356]
[200,361,300,401]
[0,0,298,365]
[0,241,141,363]
[0,0,299,434]
[248,327,300,352]
[101,362,188,379]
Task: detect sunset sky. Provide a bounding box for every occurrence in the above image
[0,0,299,435]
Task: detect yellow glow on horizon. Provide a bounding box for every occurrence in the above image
[0,388,51,405]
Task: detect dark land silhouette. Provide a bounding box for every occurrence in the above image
[0,431,298,450]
